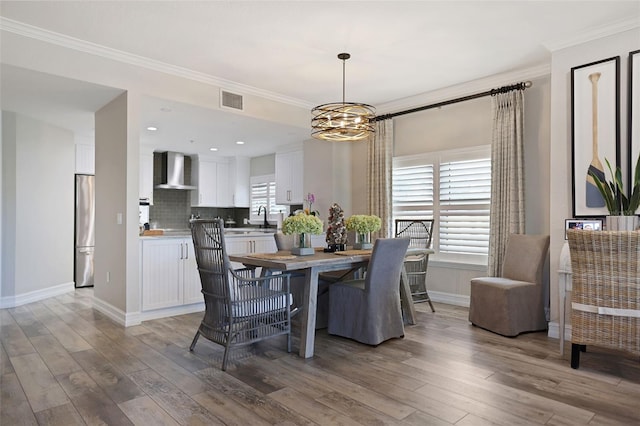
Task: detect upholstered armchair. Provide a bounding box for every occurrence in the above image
[468,234,550,337]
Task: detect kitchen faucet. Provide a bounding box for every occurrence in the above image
[258,205,269,228]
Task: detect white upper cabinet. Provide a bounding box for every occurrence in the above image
[229,156,250,208]
[75,144,95,175]
[139,147,154,204]
[191,156,234,207]
[191,157,218,207]
[275,148,303,204]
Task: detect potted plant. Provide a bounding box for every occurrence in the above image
[588,155,640,230]
[282,212,324,255]
[345,214,382,249]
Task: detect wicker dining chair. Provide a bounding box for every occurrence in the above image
[190,219,293,370]
[395,219,435,311]
[567,229,640,369]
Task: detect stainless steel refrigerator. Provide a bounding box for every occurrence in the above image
[75,174,95,287]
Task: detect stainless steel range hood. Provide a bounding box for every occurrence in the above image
[155,151,196,190]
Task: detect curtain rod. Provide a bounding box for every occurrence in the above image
[374,81,532,122]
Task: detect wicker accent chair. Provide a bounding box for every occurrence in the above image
[469,234,550,337]
[567,229,640,369]
[328,238,410,345]
[395,219,435,311]
[190,219,292,370]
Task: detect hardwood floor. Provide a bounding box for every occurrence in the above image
[2,289,640,425]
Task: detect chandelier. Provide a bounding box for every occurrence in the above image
[311,53,376,142]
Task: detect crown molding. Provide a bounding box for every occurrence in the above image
[543,17,640,52]
[376,63,550,115]
[0,17,313,109]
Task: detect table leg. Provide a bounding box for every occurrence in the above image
[299,266,319,358]
[399,267,417,325]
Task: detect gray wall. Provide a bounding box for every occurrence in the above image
[1,111,75,303]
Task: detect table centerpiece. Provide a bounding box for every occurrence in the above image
[282,212,324,255]
[346,214,382,249]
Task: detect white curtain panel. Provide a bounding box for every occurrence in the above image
[367,119,393,238]
[488,90,525,276]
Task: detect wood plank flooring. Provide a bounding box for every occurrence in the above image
[2,289,639,425]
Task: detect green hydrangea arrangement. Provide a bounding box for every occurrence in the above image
[282,213,324,235]
[345,214,382,234]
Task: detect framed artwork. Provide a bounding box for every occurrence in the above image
[629,50,640,214]
[571,56,620,218]
[564,218,603,239]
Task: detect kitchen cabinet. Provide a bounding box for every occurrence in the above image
[140,238,201,311]
[75,144,95,174]
[139,149,154,204]
[191,157,233,207]
[225,234,277,271]
[229,156,250,207]
[225,234,277,255]
[275,149,303,204]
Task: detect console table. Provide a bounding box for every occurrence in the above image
[558,241,572,355]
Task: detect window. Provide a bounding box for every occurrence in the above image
[392,146,491,263]
[250,174,287,222]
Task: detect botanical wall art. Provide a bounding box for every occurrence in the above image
[571,56,620,217]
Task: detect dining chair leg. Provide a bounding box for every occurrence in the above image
[190,330,200,351]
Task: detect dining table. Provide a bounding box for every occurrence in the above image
[229,247,430,358]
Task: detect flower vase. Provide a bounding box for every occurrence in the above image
[606,215,639,231]
[292,233,314,256]
[354,232,372,250]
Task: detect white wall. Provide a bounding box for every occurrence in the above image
[1,111,75,306]
[549,28,639,339]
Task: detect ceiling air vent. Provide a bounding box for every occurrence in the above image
[221,90,244,111]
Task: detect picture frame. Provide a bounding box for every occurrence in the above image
[571,56,620,218]
[564,218,603,239]
[629,50,640,214]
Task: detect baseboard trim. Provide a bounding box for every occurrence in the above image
[429,291,470,307]
[0,282,74,309]
[137,303,205,323]
[547,321,572,340]
[90,299,205,327]
[91,297,134,326]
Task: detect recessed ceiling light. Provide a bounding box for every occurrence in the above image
[236,141,245,145]
[146,126,157,131]
[209,147,218,151]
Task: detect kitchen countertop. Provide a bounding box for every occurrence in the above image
[139,227,278,239]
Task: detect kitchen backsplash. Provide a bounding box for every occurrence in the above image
[149,189,249,229]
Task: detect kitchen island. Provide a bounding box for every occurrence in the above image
[138,228,278,321]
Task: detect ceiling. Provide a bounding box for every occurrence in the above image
[1,1,639,157]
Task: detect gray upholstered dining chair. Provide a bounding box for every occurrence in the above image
[190,219,293,370]
[274,232,331,328]
[328,237,411,345]
[468,233,549,337]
